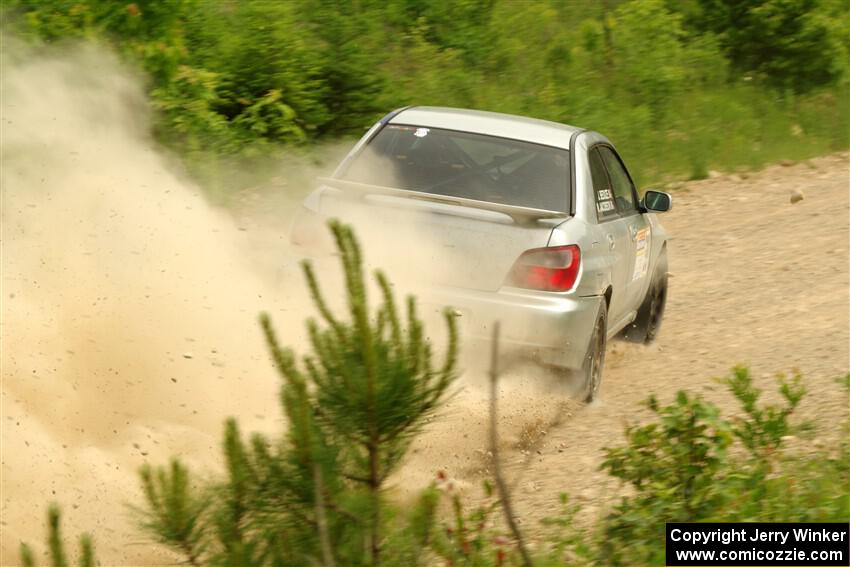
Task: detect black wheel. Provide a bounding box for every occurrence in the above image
[581,300,607,403]
[623,250,668,344]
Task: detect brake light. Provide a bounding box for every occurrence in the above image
[507,245,581,292]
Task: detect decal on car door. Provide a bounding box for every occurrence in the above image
[631,227,651,281]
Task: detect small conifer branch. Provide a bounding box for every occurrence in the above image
[303,356,323,389]
[301,261,345,339]
[19,511,97,567]
[249,433,272,465]
[139,466,163,520]
[222,419,250,547]
[136,461,206,566]
[47,505,69,567]
[331,222,367,315]
[259,313,299,377]
[421,343,434,381]
[331,223,369,335]
[375,307,388,338]
[307,323,350,392]
[405,297,424,367]
[262,313,321,462]
[19,543,35,567]
[440,307,460,379]
[284,379,315,467]
[78,535,94,567]
[326,222,383,565]
[375,271,402,347]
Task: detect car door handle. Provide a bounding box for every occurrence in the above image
[629,225,638,240]
[607,234,616,250]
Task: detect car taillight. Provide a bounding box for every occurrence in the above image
[507,245,581,292]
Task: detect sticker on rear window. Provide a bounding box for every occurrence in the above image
[414,128,430,138]
[597,200,615,213]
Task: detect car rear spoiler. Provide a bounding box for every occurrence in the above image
[316,177,568,226]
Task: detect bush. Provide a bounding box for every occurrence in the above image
[575,366,848,566]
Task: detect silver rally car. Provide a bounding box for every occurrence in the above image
[293,106,671,401]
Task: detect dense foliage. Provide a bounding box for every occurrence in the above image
[4,0,849,192]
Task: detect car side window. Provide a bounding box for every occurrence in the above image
[598,146,637,215]
[589,147,617,221]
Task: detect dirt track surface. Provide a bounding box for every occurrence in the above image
[418,152,850,532]
[5,145,850,563]
[2,48,848,564]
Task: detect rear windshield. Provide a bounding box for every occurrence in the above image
[341,124,570,212]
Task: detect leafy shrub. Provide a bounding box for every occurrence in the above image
[586,366,847,566]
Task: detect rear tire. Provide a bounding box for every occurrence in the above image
[581,300,607,403]
[623,250,668,344]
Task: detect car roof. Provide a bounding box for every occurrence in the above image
[388,106,582,150]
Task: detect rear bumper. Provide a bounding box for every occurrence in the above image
[422,286,602,370]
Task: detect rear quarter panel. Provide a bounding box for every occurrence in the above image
[552,131,669,302]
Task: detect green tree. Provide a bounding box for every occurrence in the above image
[681,0,847,91]
[135,219,458,566]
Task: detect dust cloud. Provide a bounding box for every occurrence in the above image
[0,44,312,563]
[1,45,573,564]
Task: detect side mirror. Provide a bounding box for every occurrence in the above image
[642,190,672,212]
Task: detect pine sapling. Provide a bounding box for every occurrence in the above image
[261,219,459,566]
[19,505,96,567]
